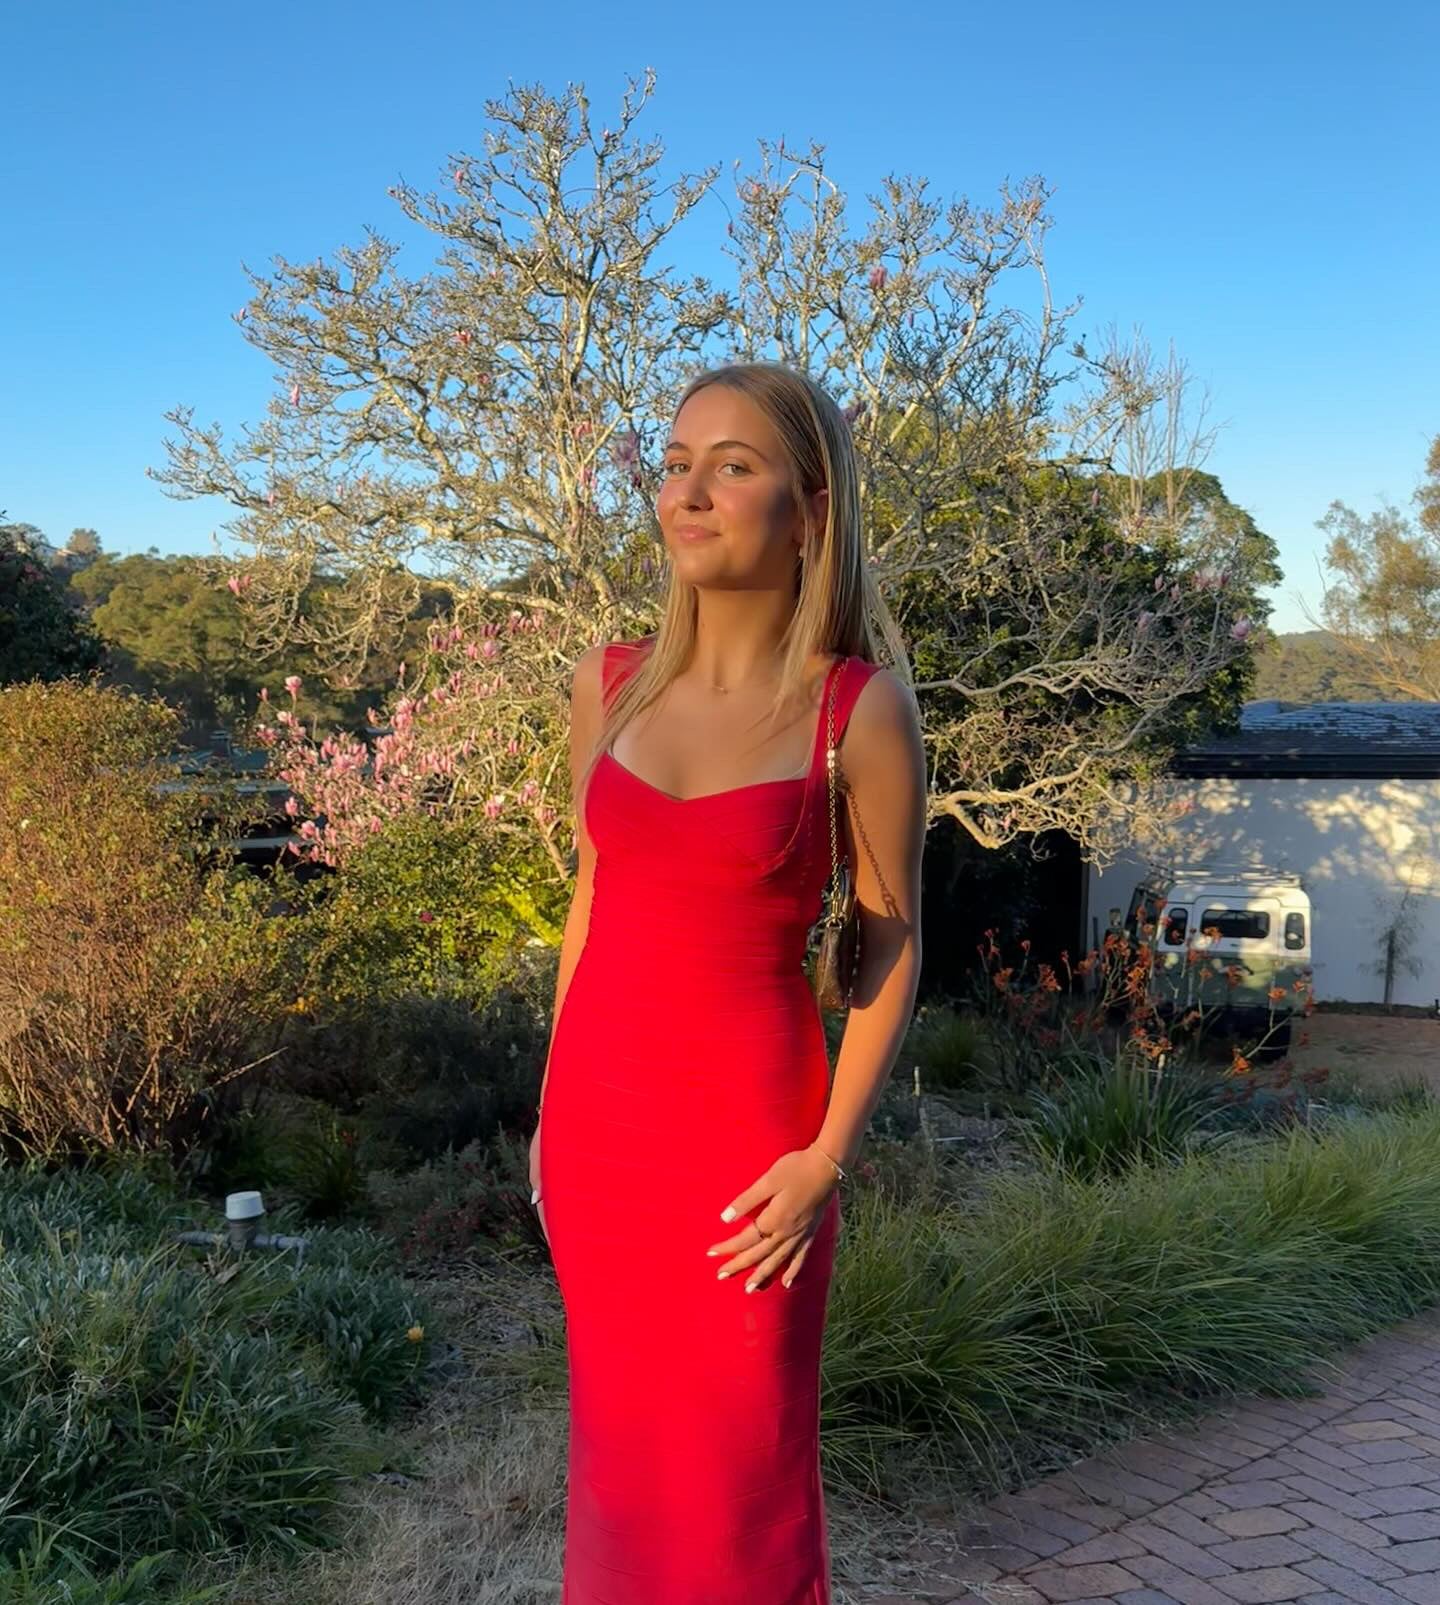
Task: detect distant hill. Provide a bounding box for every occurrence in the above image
[1252,629,1413,704]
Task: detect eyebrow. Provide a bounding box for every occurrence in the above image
[663,437,770,462]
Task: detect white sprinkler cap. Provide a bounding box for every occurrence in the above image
[225,1190,266,1222]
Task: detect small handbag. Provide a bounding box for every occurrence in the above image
[810,662,861,1012]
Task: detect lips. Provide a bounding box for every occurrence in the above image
[676,523,719,540]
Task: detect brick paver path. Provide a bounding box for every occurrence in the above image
[878,1308,1440,1605]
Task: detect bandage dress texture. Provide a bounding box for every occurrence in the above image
[539,639,882,1605]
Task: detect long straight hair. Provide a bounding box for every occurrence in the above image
[582,361,909,793]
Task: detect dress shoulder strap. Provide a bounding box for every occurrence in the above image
[804,654,883,789]
[600,637,652,711]
[832,656,884,748]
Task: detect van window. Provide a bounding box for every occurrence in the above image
[1284,912,1306,951]
[1162,908,1188,945]
[1126,886,1162,935]
[1199,908,1271,941]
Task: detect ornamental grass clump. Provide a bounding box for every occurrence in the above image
[815,1104,1440,1499]
[1019,1049,1233,1179]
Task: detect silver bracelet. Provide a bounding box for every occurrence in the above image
[810,1143,847,1183]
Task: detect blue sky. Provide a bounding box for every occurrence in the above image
[4,1,1436,635]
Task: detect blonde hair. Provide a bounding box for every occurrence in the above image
[582,360,909,793]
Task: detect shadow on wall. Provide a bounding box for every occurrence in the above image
[1086,776,1440,1008]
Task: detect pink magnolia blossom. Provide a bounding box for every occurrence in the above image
[288,383,300,406]
[868,265,888,290]
[419,910,436,924]
[1231,617,1254,641]
[263,607,559,869]
[284,675,303,697]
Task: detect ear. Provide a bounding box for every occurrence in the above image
[802,486,829,545]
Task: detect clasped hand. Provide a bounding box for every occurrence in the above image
[706,1145,839,1293]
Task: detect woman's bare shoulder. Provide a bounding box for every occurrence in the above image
[845,662,923,765]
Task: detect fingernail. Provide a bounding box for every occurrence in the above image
[744,1282,757,1294]
[717,1269,731,1279]
[706,1248,719,1257]
[720,1207,736,1222]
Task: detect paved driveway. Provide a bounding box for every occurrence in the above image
[880,1309,1440,1605]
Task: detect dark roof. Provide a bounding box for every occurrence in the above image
[1172,701,1440,778]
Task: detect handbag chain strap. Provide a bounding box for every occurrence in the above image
[825,658,844,910]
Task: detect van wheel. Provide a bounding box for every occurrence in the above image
[1257,1017,1293,1063]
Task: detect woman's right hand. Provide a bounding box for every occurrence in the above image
[529,1124,549,1248]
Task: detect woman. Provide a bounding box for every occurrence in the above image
[530,360,927,1603]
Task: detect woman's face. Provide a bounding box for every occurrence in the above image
[656,385,824,590]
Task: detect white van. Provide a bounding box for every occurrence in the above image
[1120,867,1313,1058]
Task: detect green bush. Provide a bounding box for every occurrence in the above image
[0,680,298,1160]
[0,1161,434,1577]
[903,1002,989,1092]
[816,1106,1440,1499]
[1019,1052,1233,1179]
[334,987,546,1164]
[365,1129,545,1261]
[288,811,563,1010]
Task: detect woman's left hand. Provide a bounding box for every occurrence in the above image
[706,1146,839,1292]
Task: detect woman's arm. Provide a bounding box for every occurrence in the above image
[812,666,928,1171]
[534,641,607,1123]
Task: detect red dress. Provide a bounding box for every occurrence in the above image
[540,640,881,1605]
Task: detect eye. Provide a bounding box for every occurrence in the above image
[660,459,750,477]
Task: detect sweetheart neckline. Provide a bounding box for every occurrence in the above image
[601,748,810,806]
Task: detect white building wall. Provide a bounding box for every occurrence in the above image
[1085,776,1440,1007]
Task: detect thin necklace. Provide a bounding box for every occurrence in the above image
[703,667,780,693]
[704,667,779,694]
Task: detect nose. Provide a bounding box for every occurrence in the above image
[676,474,712,511]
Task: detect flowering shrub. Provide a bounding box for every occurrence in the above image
[952,925,1328,1136]
[255,608,573,907]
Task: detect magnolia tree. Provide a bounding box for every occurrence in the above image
[151,71,1272,914]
